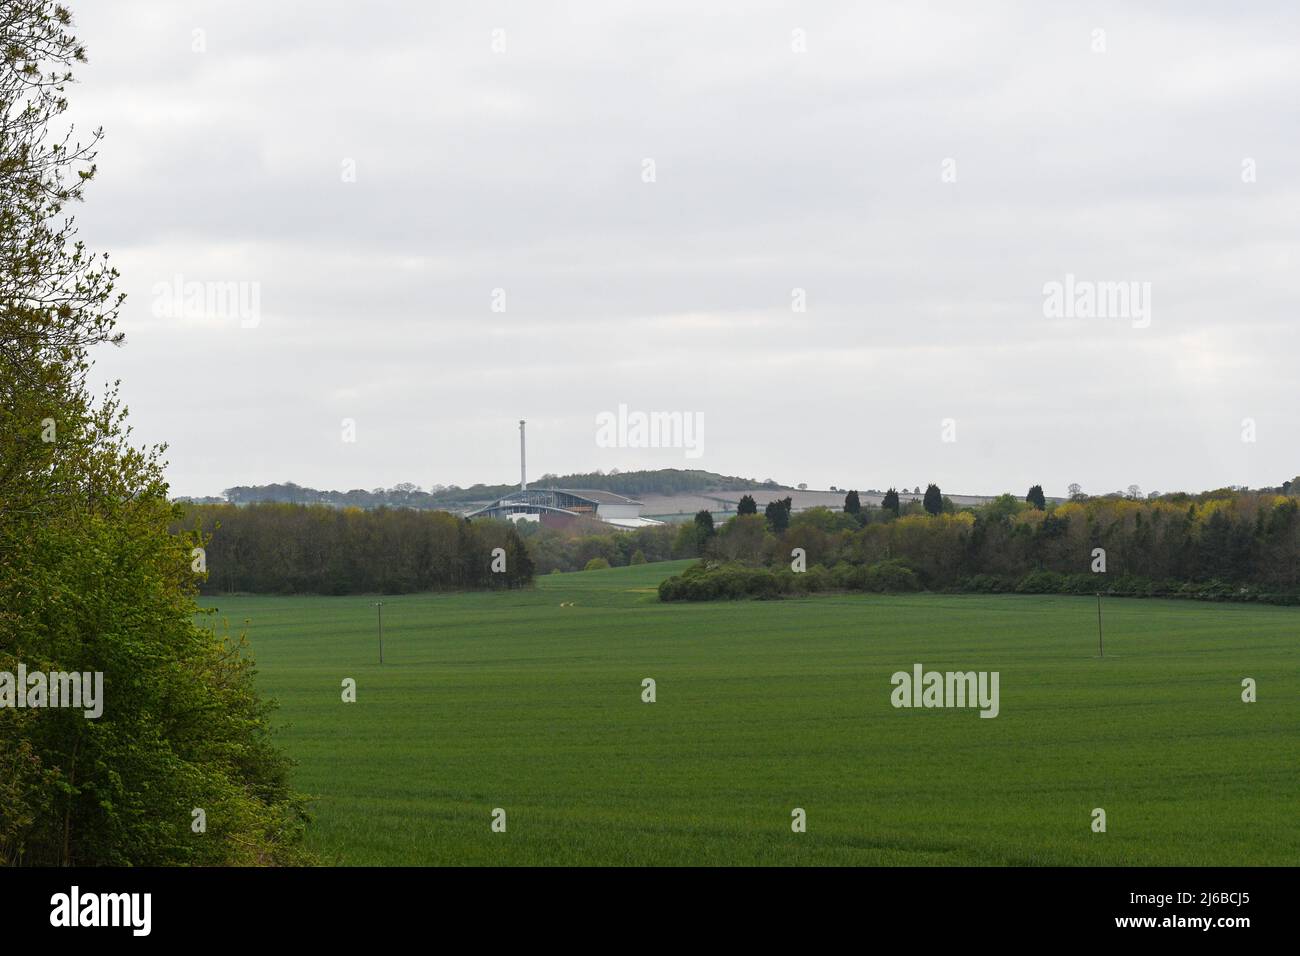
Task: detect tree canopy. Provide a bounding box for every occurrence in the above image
[1026,485,1047,510]
[0,3,309,865]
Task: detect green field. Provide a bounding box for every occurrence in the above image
[199,561,1299,865]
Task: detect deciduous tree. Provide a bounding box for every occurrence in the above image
[0,3,309,865]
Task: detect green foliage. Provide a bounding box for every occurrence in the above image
[864,558,921,592]
[657,562,785,601]
[0,4,309,865]
[737,494,758,516]
[710,514,770,563]
[672,522,702,560]
[764,496,792,533]
[923,483,943,516]
[881,488,900,517]
[984,493,1024,524]
[1015,569,1067,594]
[659,557,920,600]
[1026,484,1046,510]
[668,508,715,558]
[181,501,688,584]
[659,492,1300,607]
[518,522,677,572]
[177,503,534,594]
[844,489,860,514]
[790,506,860,534]
[584,557,612,571]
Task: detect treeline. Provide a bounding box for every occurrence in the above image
[180,503,691,590]
[214,469,787,510]
[514,520,681,573]
[179,504,534,594]
[524,469,784,497]
[660,491,1300,604]
[218,481,466,510]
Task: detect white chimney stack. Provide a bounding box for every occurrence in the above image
[519,420,527,491]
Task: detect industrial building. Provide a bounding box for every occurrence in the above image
[465,421,664,530]
[466,487,663,529]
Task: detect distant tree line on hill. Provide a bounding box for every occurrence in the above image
[660,486,1300,604]
[213,470,790,511]
[178,504,533,594]
[526,469,785,497]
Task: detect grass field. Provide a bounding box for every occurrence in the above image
[199,561,1299,866]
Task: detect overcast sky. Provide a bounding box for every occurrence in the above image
[66,1,1299,499]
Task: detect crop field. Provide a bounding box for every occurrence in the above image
[199,561,1299,866]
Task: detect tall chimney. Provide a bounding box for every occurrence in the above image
[519,420,527,491]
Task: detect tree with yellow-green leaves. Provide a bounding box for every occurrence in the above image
[0,1,310,865]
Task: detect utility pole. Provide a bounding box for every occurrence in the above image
[1096,592,1103,658]
[374,601,385,664]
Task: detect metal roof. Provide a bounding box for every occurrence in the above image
[465,487,645,519]
[548,488,644,506]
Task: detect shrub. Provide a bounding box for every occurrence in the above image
[830,562,867,591]
[864,559,920,592]
[960,574,1011,593]
[1061,574,1099,595]
[1015,570,1065,593]
[803,564,832,593]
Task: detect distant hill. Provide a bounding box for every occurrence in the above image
[207,470,791,511]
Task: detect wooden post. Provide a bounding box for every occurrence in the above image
[1096,592,1103,658]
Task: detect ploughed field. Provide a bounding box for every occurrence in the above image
[199,560,1298,865]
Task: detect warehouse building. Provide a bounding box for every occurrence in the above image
[466,487,663,530]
